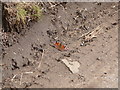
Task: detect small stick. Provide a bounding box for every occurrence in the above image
[20,73,23,85]
[24,72,33,74]
[79,23,104,39]
[37,49,44,69]
[48,2,56,8]
[11,74,17,82]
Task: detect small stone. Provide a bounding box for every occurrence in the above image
[23,82,32,88]
[104,72,107,74]
[96,57,101,60]
[55,58,61,62]
[112,22,117,25]
[80,43,84,46]
[112,5,116,8]
[90,49,93,51]
[13,52,16,55]
[63,53,71,57]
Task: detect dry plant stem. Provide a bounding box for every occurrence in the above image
[79,23,104,39]
[20,72,33,85]
[41,2,45,7]
[24,72,33,74]
[84,24,103,41]
[59,4,66,12]
[48,2,56,8]
[11,74,17,82]
[10,71,34,85]
[20,73,23,85]
[37,50,44,69]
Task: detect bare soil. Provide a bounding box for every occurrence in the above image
[2,2,118,88]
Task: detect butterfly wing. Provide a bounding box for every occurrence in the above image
[59,44,65,51]
[54,42,65,51]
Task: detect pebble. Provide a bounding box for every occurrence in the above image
[96,57,101,60]
[80,43,84,46]
[63,53,71,57]
[13,52,16,55]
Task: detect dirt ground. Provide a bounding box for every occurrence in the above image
[2,2,118,88]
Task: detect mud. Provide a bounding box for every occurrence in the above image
[2,2,118,88]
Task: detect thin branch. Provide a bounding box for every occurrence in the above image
[37,49,44,69]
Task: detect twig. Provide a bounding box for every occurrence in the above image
[84,24,103,41]
[79,23,104,40]
[24,72,33,74]
[11,74,17,82]
[48,2,57,8]
[20,73,23,85]
[37,49,44,69]
[10,71,34,85]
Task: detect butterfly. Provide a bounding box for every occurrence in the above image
[54,42,66,51]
